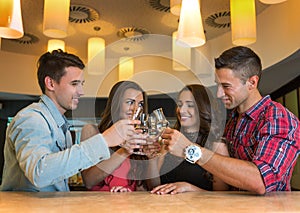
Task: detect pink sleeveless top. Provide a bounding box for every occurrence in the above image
[90,157,137,191]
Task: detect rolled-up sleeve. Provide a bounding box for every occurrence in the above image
[253,114,299,192]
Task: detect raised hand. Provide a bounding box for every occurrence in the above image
[161,128,192,158]
[102,119,142,147]
[119,131,148,155]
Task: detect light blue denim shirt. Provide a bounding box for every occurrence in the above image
[0,95,110,191]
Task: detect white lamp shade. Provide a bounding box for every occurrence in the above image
[119,57,134,81]
[177,0,206,48]
[87,37,105,75]
[43,0,70,38]
[259,0,287,4]
[170,0,181,16]
[47,39,65,52]
[230,0,256,46]
[172,31,191,71]
[0,0,24,39]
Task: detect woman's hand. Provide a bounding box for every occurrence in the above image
[150,182,202,195]
[142,136,163,158]
[110,186,132,192]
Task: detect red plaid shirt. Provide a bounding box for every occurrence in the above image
[224,95,300,192]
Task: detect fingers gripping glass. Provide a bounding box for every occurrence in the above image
[132,108,169,155]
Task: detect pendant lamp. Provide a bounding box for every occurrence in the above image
[119,57,134,81]
[0,0,24,39]
[43,0,70,38]
[177,0,206,47]
[47,39,65,52]
[172,31,191,71]
[87,37,105,75]
[230,0,256,46]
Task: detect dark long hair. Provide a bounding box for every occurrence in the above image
[174,84,223,147]
[98,81,148,189]
[98,81,147,132]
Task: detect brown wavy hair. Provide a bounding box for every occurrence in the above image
[174,84,223,148]
[98,81,148,189]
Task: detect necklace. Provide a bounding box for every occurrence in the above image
[184,131,198,142]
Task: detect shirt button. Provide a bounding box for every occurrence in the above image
[279,148,283,152]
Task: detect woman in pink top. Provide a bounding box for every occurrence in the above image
[80,81,151,192]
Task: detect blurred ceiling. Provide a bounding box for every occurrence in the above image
[1,0,269,60]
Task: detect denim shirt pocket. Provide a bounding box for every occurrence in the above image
[54,128,67,151]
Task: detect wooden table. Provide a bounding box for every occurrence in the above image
[0,191,300,213]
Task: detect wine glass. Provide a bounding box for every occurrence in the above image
[132,113,149,155]
[143,108,169,157]
[152,108,169,134]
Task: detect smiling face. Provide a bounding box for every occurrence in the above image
[46,66,85,114]
[215,68,252,111]
[119,88,144,120]
[176,90,199,132]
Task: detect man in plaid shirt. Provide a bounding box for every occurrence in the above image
[161,46,299,195]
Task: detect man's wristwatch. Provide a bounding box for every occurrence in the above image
[184,144,202,164]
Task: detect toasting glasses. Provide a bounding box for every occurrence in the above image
[132,108,169,155]
[133,108,169,155]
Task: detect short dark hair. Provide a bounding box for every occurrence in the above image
[214,46,262,84]
[37,49,85,93]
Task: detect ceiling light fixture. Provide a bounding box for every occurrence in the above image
[69,5,100,23]
[172,31,191,71]
[47,39,65,52]
[176,0,206,47]
[117,27,150,42]
[87,37,105,75]
[0,0,24,39]
[43,0,70,38]
[230,0,256,46]
[119,57,134,81]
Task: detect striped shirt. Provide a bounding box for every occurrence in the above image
[224,95,300,192]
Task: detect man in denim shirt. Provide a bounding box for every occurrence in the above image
[0,50,143,191]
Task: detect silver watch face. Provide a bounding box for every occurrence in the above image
[185,145,201,163]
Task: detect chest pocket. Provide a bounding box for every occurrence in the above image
[235,133,258,160]
[53,126,67,151]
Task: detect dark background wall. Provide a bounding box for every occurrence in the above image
[1,75,299,184]
[0,93,177,183]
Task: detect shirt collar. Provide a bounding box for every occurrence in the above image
[230,95,271,121]
[246,95,271,120]
[40,94,69,129]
